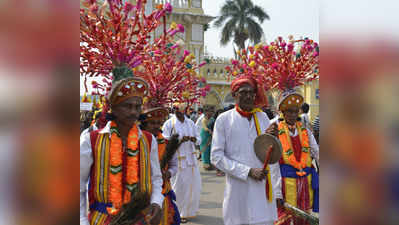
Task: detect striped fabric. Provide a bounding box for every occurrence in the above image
[157,133,178,225]
[312,115,320,143]
[312,116,319,133]
[88,132,152,225]
[89,133,111,225]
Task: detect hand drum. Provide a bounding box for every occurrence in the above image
[254,133,282,164]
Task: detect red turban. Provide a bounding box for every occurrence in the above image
[231,75,268,107]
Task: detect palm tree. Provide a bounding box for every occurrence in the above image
[214,0,269,53]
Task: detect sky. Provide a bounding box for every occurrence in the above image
[81,0,399,95]
[203,0,319,58]
[81,0,320,95]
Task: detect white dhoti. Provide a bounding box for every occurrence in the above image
[171,163,202,218]
[163,115,202,218]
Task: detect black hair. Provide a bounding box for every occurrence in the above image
[301,103,310,113]
[105,112,116,121]
[138,114,147,130]
[264,108,274,120]
[214,109,224,119]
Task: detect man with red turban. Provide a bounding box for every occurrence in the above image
[230,75,268,110]
[211,75,283,225]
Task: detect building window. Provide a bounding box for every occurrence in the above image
[191,24,203,42]
[192,0,201,8]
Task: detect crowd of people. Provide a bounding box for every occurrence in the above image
[80,75,320,225]
[80,2,319,225]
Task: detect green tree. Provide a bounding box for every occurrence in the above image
[214,0,269,53]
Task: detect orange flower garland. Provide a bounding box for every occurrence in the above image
[278,121,311,176]
[107,121,140,215]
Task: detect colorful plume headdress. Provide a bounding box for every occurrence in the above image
[134,29,211,109]
[226,36,319,110]
[80,0,174,96]
[80,0,210,110]
[80,0,178,129]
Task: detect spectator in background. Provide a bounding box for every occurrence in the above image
[200,105,216,170]
[195,109,205,137]
[198,107,203,117]
[80,111,93,133]
[186,107,196,122]
[195,108,205,160]
[162,103,202,223]
[300,102,312,131]
[312,115,320,144]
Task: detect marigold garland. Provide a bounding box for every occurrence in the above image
[107,121,139,215]
[278,121,310,176]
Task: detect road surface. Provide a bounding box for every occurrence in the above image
[186,165,225,225]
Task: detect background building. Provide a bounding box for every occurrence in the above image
[144,0,214,70]
[84,0,319,121]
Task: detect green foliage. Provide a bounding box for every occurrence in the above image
[214,0,270,49]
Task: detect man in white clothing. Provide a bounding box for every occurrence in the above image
[211,75,283,225]
[162,103,202,223]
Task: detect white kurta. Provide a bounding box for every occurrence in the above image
[162,115,202,218]
[195,113,205,136]
[211,109,282,225]
[80,122,164,225]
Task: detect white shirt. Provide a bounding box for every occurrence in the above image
[195,114,205,137]
[80,121,164,225]
[80,124,98,138]
[300,113,311,130]
[211,109,282,225]
[162,115,201,169]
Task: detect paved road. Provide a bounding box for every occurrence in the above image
[186,165,225,225]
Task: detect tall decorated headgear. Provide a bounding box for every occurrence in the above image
[265,36,319,111]
[107,66,149,106]
[226,47,274,108]
[80,0,174,127]
[227,36,319,111]
[133,25,211,110]
[142,107,169,123]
